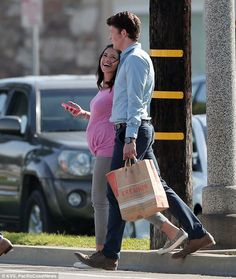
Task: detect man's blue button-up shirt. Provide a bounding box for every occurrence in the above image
[110,42,155,138]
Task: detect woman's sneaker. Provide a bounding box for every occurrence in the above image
[156,228,188,255]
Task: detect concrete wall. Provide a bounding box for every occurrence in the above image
[0,0,101,78]
[192,0,205,77]
[0,0,149,78]
[0,0,219,78]
[114,0,206,78]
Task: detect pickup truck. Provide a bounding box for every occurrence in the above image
[0,75,97,234]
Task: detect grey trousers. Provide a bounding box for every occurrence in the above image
[145,213,168,228]
[91,156,111,245]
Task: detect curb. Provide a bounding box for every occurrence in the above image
[0,245,236,276]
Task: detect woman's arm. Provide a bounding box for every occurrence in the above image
[63,101,91,120]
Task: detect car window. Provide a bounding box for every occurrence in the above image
[6,90,29,133]
[192,81,206,115]
[192,131,202,172]
[0,91,8,115]
[192,83,199,99]
[40,88,96,132]
[6,91,28,116]
[199,120,207,142]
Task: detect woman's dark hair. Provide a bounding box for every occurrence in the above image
[106,11,141,41]
[96,44,121,90]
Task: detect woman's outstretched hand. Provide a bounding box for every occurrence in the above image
[67,101,85,117]
[62,101,90,119]
[62,101,85,117]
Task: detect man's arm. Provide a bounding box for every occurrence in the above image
[123,55,149,159]
[125,55,149,138]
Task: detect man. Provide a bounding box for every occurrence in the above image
[75,11,215,270]
[0,234,13,256]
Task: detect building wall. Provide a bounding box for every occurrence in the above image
[0,0,102,78]
[192,9,205,77]
[0,0,216,79]
[113,0,149,51]
[191,0,205,78]
[113,0,206,78]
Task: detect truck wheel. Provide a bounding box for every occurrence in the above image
[23,190,54,233]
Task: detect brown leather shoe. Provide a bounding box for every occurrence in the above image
[0,238,13,256]
[172,232,216,259]
[74,251,118,270]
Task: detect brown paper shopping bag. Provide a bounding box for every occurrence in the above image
[106,159,169,221]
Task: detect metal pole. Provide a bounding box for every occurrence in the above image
[32,25,40,75]
[99,0,113,51]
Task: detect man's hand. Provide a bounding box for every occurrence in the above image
[123,141,137,160]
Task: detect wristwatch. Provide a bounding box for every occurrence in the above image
[124,137,135,144]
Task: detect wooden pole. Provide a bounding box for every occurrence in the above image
[149,0,192,249]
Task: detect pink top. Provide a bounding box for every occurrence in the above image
[86,87,115,157]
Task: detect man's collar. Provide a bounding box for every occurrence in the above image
[121,42,141,57]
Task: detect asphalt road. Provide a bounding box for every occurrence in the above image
[0,264,235,279]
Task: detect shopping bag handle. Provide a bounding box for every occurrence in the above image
[125,157,138,168]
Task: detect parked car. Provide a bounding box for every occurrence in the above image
[0,75,98,234]
[192,114,207,215]
[192,75,207,212]
[192,75,206,115]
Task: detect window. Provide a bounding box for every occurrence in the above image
[6,90,29,134]
[6,91,28,117]
[192,81,206,115]
[0,91,8,115]
[40,88,96,132]
[192,131,202,172]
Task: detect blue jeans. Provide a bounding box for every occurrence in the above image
[103,122,206,260]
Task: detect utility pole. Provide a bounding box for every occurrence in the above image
[98,0,113,50]
[21,0,43,75]
[149,0,192,248]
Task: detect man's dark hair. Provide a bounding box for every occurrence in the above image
[107,11,141,41]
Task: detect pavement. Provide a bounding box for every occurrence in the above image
[0,245,236,277]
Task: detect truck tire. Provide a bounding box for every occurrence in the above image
[23,190,54,233]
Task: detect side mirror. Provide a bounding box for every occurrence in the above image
[0,116,22,135]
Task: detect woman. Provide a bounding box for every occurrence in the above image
[64,44,120,252]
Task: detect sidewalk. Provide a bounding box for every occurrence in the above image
[0,245,236,277]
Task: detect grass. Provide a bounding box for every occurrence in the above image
[3,232,150,250]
